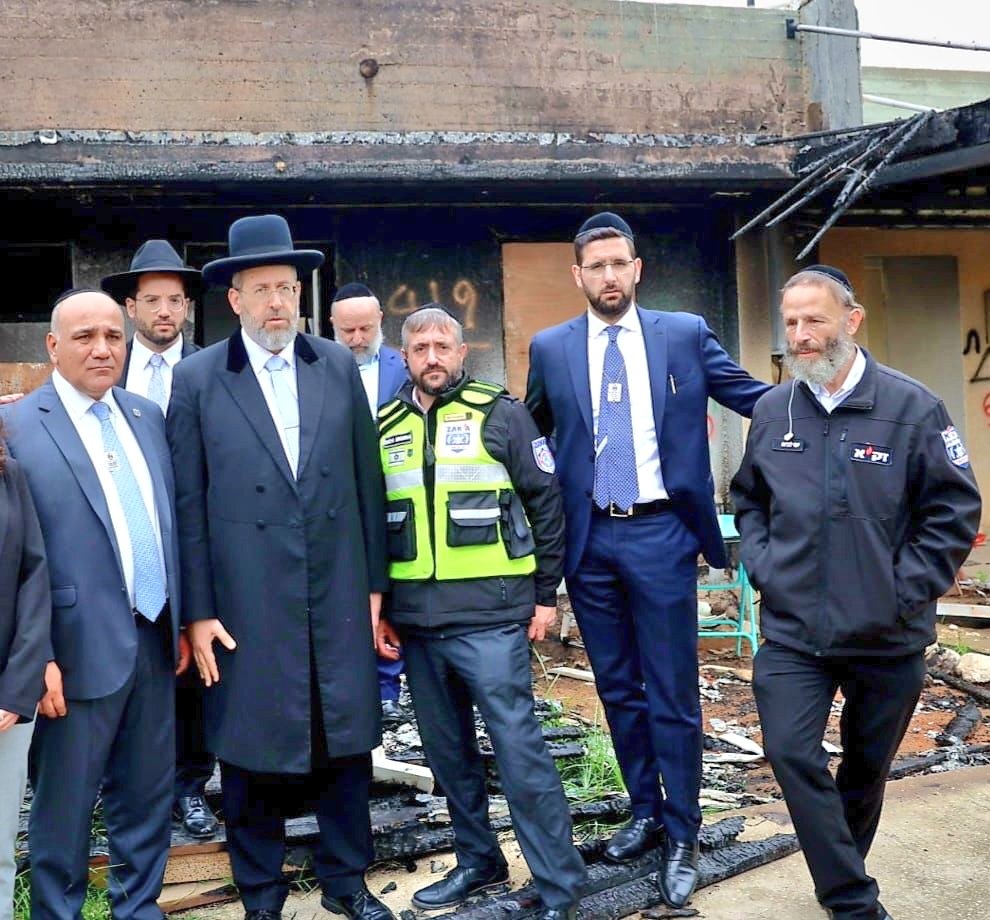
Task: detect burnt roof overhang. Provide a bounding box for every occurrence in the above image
[0,128,794,203]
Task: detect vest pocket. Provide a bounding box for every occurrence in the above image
[446,491,500,546]
[499,490,536,559]
[386,499,417,561]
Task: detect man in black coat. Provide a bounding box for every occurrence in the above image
[103,240,217,840]
[167,216,392,920]
[732,265,982,920]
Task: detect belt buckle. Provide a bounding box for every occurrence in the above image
[609,502,634,518]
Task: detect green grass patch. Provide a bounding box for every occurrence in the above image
[557,729,626,803]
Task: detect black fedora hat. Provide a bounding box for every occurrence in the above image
[101,240,202,303]
[202,215,324,288]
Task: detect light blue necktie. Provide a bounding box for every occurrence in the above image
[147,353,167,413]
[265,355,300,474]
[593,325,640,512]
[90,401,166,621]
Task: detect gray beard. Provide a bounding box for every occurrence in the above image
[784,335,856,388]
[353,328,384,366]
[245,323,297,354]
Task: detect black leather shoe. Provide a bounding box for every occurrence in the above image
[173,794,219,838]
[604,817,659,863]
[821,902,893,919]
[539,906,577,920]
[411,862,510,909]
[322,887,396,920]
[244,912,282,920]
[658,838,699,908]
[381,699,403,725]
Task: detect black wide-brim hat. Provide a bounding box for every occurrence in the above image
[101,239,202,303]
[202,215,325,288]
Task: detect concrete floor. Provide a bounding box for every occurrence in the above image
[691,765,990,920]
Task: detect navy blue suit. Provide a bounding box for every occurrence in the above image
[526,307,768,842]
[2,381,181,920]
[374,345,409,701]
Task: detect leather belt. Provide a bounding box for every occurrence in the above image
[594,499,673,519]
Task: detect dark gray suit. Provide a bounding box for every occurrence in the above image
[167,331,387,911]
[2,381,181,920]
[0,458,51,721]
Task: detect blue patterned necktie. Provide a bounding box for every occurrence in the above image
[90,401,166,621]
[265,355,300,475]
[147,353,167,413]
[593,325,640,512]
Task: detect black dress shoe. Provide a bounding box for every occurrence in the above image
[411,862,510,909]
[539,906,577,920]
[173,794,219,838]
[244,911,282,920]
[604,817,659,863]
[322,887,396,920]
[658,838,699,908]
[381,699,403,725]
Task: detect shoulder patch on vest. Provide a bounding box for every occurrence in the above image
[532,436,556,474]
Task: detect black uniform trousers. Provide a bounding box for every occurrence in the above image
[29,614,175,920]
[174,671,216,799]
[403,623,587,910]
[566,509,703,844]
[753,640,925,920]
[218,667,374,913]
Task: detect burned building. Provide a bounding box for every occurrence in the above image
[0,0,860,501]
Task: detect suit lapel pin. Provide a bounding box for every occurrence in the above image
[132,407,142,417]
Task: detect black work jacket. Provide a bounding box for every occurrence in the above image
[731,352,981,657]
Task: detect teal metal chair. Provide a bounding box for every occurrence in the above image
[697,514,759,657]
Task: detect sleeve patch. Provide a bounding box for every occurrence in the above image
[940,425,970,468]
[531,436,556,474]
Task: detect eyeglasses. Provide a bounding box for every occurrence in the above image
[134,295,188,312]
[579,260,636,278]
[235,282,300,301]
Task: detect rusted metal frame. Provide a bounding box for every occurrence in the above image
[753,118,902,147]
[795,111,935,259]
[758,130,893,230]
[729,134,874,241]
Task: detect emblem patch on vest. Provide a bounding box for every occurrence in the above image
[849,443,892,465]
[771,438,805,452]
[531,436,555,474]
[383,432,413,448]
[387,448,411,467]
[442,422,472,453]
[940,425,970,468]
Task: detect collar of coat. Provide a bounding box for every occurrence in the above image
[225,330,319,373]
[797,347,877,413]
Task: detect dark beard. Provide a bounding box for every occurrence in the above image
[421,369,465,397]
[590,290,633,319]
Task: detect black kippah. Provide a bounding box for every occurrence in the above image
[409,302,460,321]
[53,287,108,307]
[332,282,375,302]
[575,212,634,241]
[803,264,853,294]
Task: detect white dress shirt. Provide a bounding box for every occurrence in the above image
[808,347,866,414]
[51,370,166,607]
[124,334,185,412]
[241,330,300,477]
[587,306,668,502]
[358,353,380,414]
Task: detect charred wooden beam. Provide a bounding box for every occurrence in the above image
[931,669,990,708]
[887,742,990,781]
[436,827,798,920]
[937,702,983,747]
